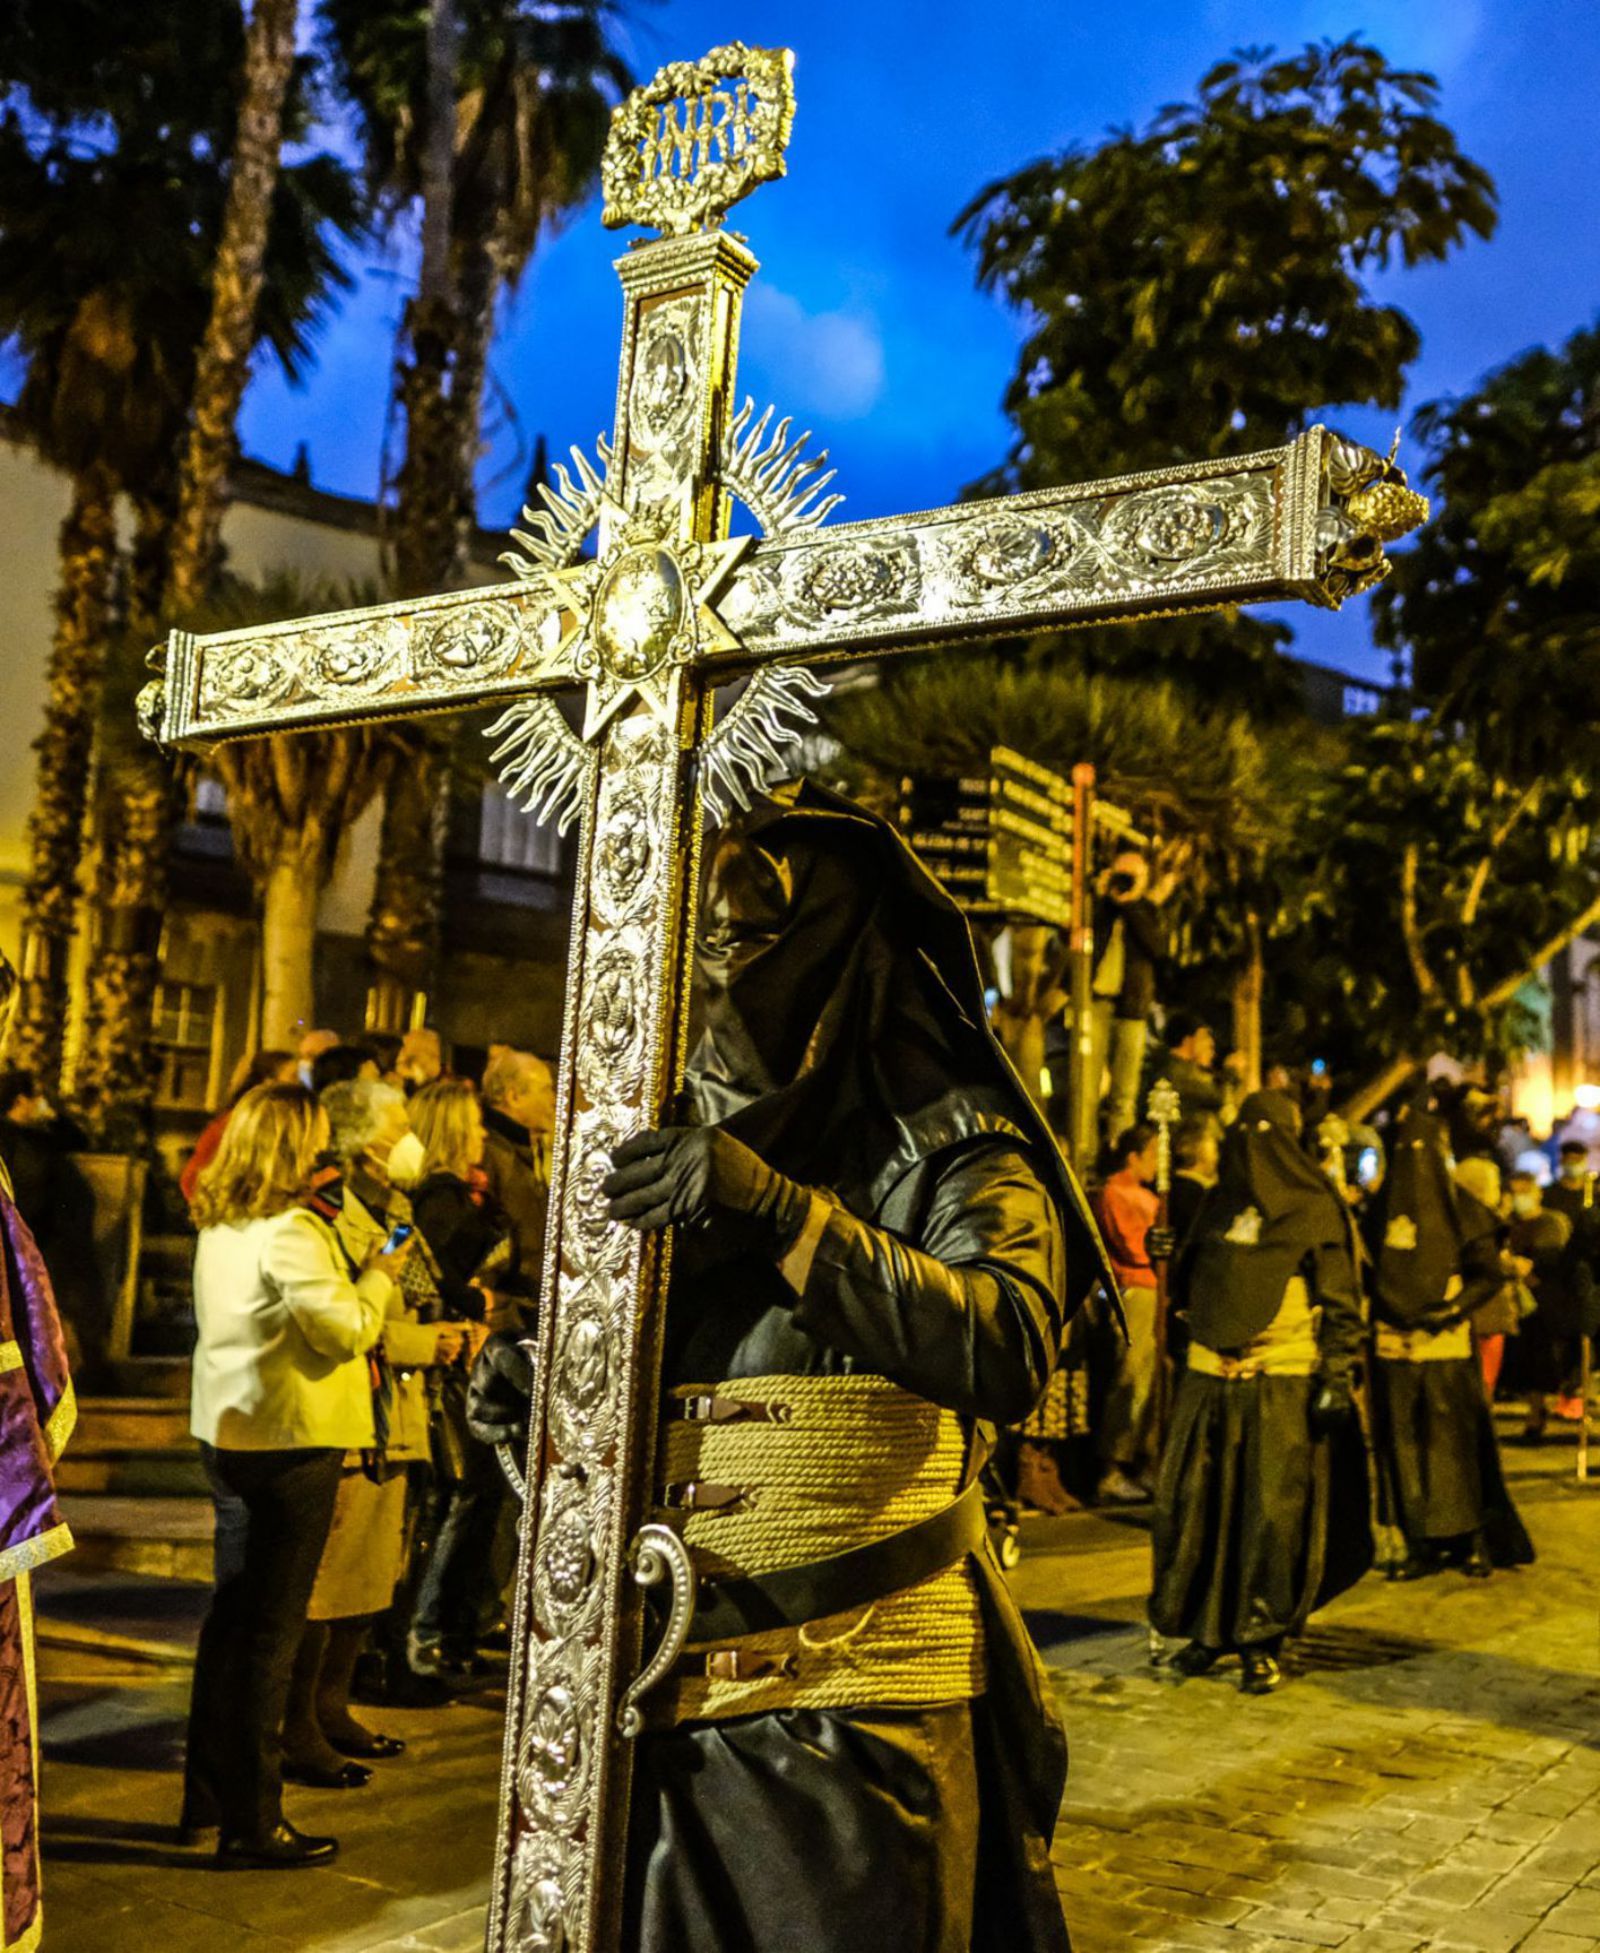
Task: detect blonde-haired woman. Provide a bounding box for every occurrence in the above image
[408,1077,513,1680]
[183,1083,411,1869]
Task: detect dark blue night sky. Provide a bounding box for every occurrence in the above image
[240,0,1600,684]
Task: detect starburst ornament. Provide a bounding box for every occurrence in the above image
[535,492,751,740]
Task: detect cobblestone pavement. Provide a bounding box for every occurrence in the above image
[34,1428,1600,1950]
[1029,1431,1600,1953]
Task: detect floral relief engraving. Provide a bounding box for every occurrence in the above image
[577,939,646,1103]
[593,774,657,925]
[517,1641,599,1831]
[533,1469,609,1641]
[412,601,522,677]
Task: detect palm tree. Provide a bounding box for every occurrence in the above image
[825,654,1325,1086]
[163,0,304,617]
[321,0,630,1025]
[325,0,630,590]
[79,5,364,1136]
[186,575,396,1047]
[0,1,361,1118]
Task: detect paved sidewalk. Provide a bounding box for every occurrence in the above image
[34,1432,1600,1951]
[37,1574,501,1951]
[1030,1434,1600,1952]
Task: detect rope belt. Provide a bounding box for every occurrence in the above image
[1188,1276,1321,1380]
[1375,1319,1472,1363]
[652,1372,989,1724]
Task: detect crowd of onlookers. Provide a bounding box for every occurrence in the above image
[1016,1010,1599,1522]
[176,1025,554,1867]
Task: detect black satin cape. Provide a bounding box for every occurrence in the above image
[1178,1090,1351,1350]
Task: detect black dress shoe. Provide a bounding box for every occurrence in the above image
[282,1757,372,1790]
[216,1822,339,1869]
[1170,1641,1223,1677]
[1240,1650,1283,1695]
[330,1730,406,1760]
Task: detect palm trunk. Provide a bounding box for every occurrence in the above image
[12,462,120,1088]
[366,736,450,1034]
[77,496,184,1140]
[393,307,470,597]
[261,848,323,1048]
[1230,909,1264,1095]
[76,756,181,1142]
[371,0,472,1015]
[164,0,300,617]
[452,235,497,515]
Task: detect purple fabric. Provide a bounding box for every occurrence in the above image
[0,1191,71,1565]
[0,1578,35,1946]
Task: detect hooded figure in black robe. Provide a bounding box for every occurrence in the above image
[474,781,1108,1953]
[1149,1091,1371,1692]
[1365,1099,1533,1577]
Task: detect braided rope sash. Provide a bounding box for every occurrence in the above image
[653,1372,989,1722]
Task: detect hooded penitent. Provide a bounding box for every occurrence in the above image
[1179,1090,1351,1350]
[619,782,1104,1953]
[1369,1100,1499,1327]
[688,777,1110,1312]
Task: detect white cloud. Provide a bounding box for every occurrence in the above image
[741,283,887,422]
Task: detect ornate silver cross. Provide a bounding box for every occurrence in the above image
[140,41,1427,1953]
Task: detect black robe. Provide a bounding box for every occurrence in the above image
[622,782,1108,1953]
[1150,1093,1372,1651]
[624,1135,1073,1953]
[1365,1110,1533,1564]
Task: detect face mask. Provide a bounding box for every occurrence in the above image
[1511,1192,1539,1219]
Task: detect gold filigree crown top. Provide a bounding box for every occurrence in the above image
[602,43,795,237]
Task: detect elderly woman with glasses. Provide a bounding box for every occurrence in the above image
[281,1076,472,1781]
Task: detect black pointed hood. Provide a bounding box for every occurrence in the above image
[687,779,1113,1316]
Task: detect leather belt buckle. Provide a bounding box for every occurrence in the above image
[662,1479,759,1513]
[676,1394,793,1426]
[702,1649,799,1683]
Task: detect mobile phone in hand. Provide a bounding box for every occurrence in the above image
[382,1221,414,1254]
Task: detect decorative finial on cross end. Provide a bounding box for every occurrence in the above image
[1314,430,1431,606]
[601,44,796,238]
[1146,1078,1182,1130]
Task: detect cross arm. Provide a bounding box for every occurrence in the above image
[141,581,577,750]
[713,427,1424,668]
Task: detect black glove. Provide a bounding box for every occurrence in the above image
[604,1126,810,1261]
[466,1331,535,1449]
[1309,1379,1355,1437]
[1146,1226,1177,1261]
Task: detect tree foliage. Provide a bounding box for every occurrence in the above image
[1273,713,1600,1112]
[824,653,1322,965]
[954,38,1496,701]
[322,0,630,293]
[957,37,1496,487]
[0,0,360,492]
[1374,320,1600,778]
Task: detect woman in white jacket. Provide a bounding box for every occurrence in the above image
[181,1082,411,1869]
